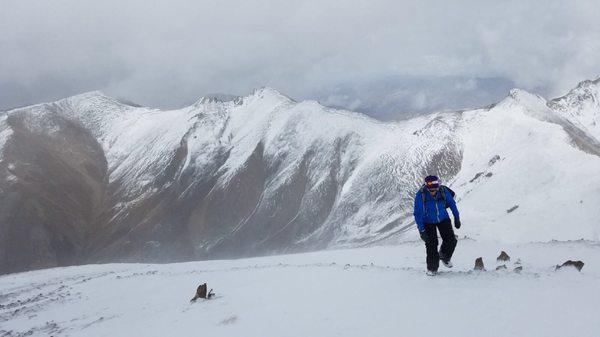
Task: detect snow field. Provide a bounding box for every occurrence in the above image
[1,240,599,337]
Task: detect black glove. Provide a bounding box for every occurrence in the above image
[454,218,461,229]
[419,231,429,242]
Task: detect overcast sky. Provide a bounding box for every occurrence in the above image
[1,0,599,114]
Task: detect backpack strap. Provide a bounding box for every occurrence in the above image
[420,185,428,217]
[439,185,447,208]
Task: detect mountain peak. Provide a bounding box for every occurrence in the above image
[574,76,600,89]
[56,90,136,111]
[494,88,547,112]
[549,76,600,111]
[194,93,241,106]
[65,90,114,102]
[247,87,294,103]
[547,77,600,140]
[507,88,545,102]
[193,87,293,108]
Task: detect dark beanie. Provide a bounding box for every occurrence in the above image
[424,175,440,190]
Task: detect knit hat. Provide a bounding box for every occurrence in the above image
[424,175,440,190]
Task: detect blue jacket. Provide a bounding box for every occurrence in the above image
[413,187,460,232]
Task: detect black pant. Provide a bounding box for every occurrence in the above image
[423,218,457,272]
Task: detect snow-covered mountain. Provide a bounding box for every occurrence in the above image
[548,78,600,140]
[1,78,600,274]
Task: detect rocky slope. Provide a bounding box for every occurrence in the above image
[1,78,600,274]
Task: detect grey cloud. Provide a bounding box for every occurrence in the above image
[1,0,599,113]
[308,76,516,120]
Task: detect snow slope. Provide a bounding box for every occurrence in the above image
[549,78,600,140]
[453,89,600,242]
[1,240,599,337]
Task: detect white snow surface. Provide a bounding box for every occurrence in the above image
[454,90,600,242]
[0,114,12,161]
[1,240,599,337]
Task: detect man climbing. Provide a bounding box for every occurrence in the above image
[413,175,461,276]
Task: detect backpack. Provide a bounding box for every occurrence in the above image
[420,185,456,217]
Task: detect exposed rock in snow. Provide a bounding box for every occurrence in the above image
[474,257,485,271]
[506,206,519,213]
[497,251,510,261]
[555,260,585,272]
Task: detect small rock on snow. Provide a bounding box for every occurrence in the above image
[555,260,585,272]
[497,251,510,262]
[474,257,485,271]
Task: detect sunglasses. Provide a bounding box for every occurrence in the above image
[425,181,439,188]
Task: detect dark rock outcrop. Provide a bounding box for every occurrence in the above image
[474,257,485,271]
[555,260,585,272]
[497,251,510,262]
[506,205,519,213]
[190,283,214,302]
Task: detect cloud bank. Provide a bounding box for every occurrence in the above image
[1,0,599,113]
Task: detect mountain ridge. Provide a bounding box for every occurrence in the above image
[1,79,600,274]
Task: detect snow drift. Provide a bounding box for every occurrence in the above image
[1,241,599,337]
